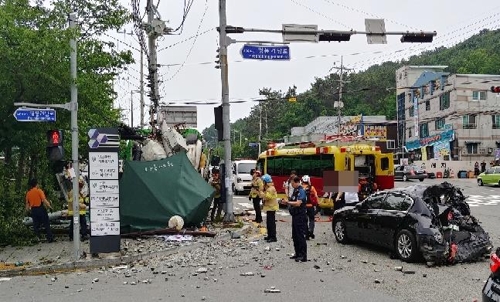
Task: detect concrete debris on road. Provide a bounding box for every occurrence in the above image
[264,286,281,293]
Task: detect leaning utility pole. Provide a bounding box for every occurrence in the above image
[140,48,145,127]
[218,0,235,222]
[69,13,81,261]
[146,0,160,129]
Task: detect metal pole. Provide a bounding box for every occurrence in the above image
[130,90,134,127]
[337,56,343,136]
[69,13,81,261]
[140,48,145,128]
[239,131,242,147]
[147,0,159,129]
[258,102,262,155]
[219,0,234,222]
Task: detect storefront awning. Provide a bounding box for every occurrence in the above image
[465,141,481,144]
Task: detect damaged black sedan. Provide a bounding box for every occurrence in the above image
[332,182,493,265]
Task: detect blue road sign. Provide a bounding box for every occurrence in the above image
[14,108,56,122]
[241,45,290,60]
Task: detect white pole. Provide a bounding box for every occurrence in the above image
[219,0,235,222]
[69,13,81,261]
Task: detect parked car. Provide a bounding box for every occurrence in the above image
[332,182,492,265]
[477,166,500,186]
[482,247,500,301]
[394,164,428,182]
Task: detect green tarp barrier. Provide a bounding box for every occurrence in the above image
[119,152,214,233]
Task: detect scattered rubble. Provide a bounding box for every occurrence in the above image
[264,286,281,293]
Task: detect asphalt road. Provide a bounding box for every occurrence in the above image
[1,178,497,302]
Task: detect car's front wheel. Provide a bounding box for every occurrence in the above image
[333,219,349,244]
[419,178,424,182]
[395,229,418,262]
[478,179,483,186]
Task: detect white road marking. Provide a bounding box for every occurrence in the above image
[465,195,500,207]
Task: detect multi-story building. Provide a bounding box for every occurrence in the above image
[284,115,397,153]
[396,65,500,171]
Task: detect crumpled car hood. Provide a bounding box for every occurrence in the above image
[398,182,492,264]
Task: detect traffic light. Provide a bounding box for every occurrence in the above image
[46,130,64,161]
[318,33,351,42]
[491,86,500,93]
[400,33,435,43]
[214,105,223,142]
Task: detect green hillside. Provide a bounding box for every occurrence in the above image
[203,29,500,159]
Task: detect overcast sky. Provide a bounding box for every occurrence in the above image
[112,0,500,132]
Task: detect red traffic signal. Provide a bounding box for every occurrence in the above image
[47,130,63,147]
[491,86,500,93]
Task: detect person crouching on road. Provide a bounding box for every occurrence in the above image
[249,169,264,224]
[260,174,278,242]
[301,175,318,240]
[25,178,54,243]
[281,176,308,262]
[210,169,223,222]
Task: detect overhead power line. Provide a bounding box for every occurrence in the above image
[157,27,214,52]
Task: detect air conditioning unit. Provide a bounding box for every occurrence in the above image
[479,148,486,155]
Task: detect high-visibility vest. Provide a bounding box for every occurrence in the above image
[68,196,87,216]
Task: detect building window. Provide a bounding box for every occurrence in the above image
[492,115,500,129]
[463,115,477,129]
[425,100,430,111]
[472,91,487,101]
[435,118,445,130]
[408,128,412,138]
[409,106,414,117]
[439,92,450,110]
[419,123,429,138]
[386,140,395,149]
[466,143,479,154]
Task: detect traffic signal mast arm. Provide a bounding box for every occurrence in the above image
[218,25,437,43]
[14,102,75,111]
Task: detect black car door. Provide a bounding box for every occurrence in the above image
[373,192,413,249]
[347,192,386,244]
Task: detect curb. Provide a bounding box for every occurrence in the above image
[0,224,252,278]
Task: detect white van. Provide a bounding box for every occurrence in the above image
[232,159,256,195]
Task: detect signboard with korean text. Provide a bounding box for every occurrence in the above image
[363,125,387,140]
[88,128,121,254]
[241,45,290,60]
[14,108,56,122]
[90,221,120,237]
[157,106,197,129]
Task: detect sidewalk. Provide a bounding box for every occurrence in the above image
[0,223,255,277]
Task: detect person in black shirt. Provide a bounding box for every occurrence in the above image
[282,176,308,262]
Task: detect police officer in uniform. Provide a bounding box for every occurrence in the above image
[282,176,308,262]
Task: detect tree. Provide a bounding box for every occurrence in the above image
[0,0,132,246]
